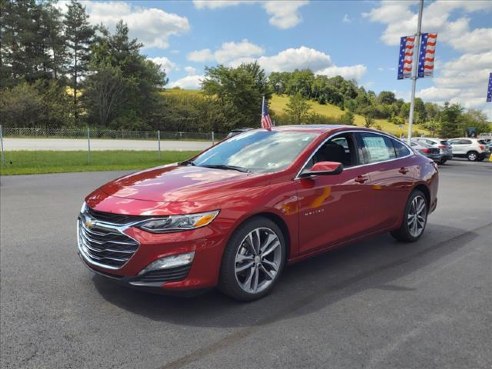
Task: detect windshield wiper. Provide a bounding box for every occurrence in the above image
[199,164,250,173]
[179,159,196,166]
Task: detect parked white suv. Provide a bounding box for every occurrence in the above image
[448,138,491,161]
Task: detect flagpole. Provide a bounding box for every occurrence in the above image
[408,0,424,145]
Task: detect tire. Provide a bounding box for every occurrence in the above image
[467,151,478,161]
[477,157,485,162]
[219,216,286,301]
[391,190,428,243]
[439,158,447,165]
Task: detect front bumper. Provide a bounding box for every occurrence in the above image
[77,216,228,291]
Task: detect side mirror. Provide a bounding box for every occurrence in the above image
[300,161,343,177]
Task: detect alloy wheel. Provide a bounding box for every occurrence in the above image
[407,195,427,238]
[234,227,282,294]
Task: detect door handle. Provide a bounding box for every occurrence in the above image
[399,167,409,174]
[355,175,368,184]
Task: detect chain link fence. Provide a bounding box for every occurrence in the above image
[1,127,226,141]
[0,126,229,172]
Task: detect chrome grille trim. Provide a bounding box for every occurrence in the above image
[77,211,140,270]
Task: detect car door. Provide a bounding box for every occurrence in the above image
[296,132,376,254]
[355,132,416,229]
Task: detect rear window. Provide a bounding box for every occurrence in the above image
[392,139,411,157]
[440,140,448,145]
[478,140,487,144]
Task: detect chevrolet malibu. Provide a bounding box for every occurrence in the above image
[78,126,438,301]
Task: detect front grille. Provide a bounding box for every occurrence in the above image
[78,215,139,269]
[86,207,151,225]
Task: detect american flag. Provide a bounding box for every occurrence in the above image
[397,35,415,80]
[487,73,492,102]
[261,96,273,130]
[418,33,437,78]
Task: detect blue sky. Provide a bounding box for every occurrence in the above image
[78,0,492,118]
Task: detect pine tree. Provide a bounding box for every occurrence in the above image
[64,0,94,122]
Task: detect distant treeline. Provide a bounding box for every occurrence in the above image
[0,0,490,137]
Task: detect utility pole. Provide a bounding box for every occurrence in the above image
[408,0,424,145]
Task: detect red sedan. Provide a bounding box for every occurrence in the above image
[78,125,438,301]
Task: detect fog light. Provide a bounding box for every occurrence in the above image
[138,252,195,275]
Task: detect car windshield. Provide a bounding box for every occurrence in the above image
[191,130,318,173]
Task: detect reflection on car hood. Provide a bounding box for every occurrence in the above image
[96,164,261,202]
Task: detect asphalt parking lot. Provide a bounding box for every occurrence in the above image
[1,159,491,369]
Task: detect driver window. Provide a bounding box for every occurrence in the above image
[306,133,358,170]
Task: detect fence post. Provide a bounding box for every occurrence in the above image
[87,127,91,164]
[211,131,215,146]
[157,130,161,159]
[0,125,5,166]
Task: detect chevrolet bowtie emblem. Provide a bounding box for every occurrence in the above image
[84,217,96,229]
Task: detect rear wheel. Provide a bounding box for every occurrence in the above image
[391,190,428,242]
[467,151,478,161]
[219,217,286,301]
[439,158,447,165]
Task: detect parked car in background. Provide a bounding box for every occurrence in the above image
[78,126,439,301]
[410,140,443,164]
[447,138,491,161]
[414,137,453,164]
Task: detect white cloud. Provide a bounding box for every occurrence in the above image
[84,2,189,49]
[262,1,309,29]
[169,75,204,89]
[449,28,492,53]
[362,1,492,46]
[184,66,197,76]
[257,46,331,73]
[148,57,176,73]
[418,51,492,113]
[193,1,243,9]
[193,0,309,29]
[317,65,368,81]
[188,49,215,62]
[187,44,366,82]
[342,14,352,23]
[215,40,264,64]
[188,40,264,65]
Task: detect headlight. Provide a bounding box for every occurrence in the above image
[136,210,219,233]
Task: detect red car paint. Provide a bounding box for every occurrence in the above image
[79,126,438,292]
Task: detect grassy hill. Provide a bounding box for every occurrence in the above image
[164,89,428,136]
[270,94,428,136]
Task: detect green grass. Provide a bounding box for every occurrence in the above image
[0,150,199,175]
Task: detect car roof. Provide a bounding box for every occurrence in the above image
[257,125,372,134]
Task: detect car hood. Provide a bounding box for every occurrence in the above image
[92,164,264,203]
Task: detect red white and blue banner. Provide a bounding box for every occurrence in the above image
[397,35,415,80]
[261,96,273,130]
[418,33,437,78]
[487,73,492,102]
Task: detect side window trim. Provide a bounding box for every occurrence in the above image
[295,130,412,179]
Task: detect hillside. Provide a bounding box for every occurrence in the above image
[270,94,428,136]
[164,89,429,136]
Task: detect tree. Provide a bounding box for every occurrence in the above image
[202,62,270,129]
[0,0,62,86]
[285,92,311,124]
[340,111,355,125]
[439,103,464,138]
[361,106,376,128]
[83,21,166,128]
[64,0,94,122]
[377,91,396,105]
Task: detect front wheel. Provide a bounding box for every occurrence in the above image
[219,217,286,301]
[391,190,428,242]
